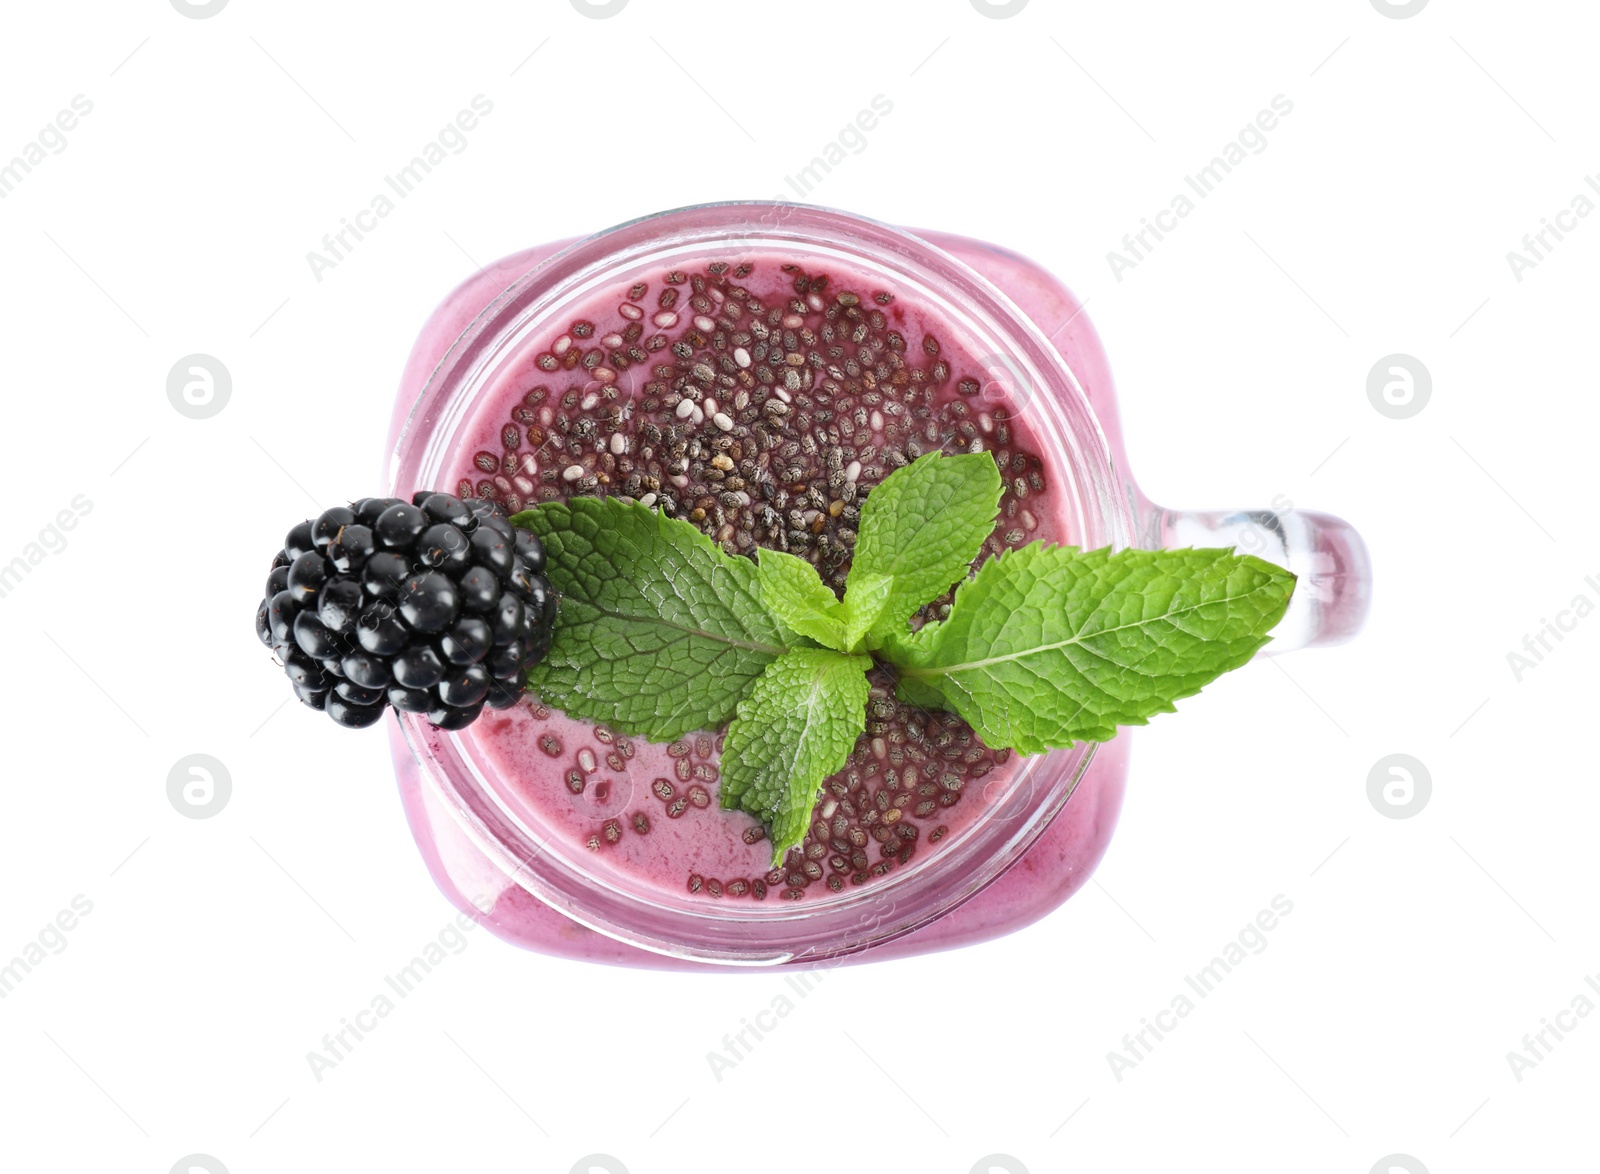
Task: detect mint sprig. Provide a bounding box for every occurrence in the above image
[513,454,1295,863]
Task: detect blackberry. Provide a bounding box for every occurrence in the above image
[255,494,556,729]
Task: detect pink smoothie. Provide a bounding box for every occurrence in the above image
[441,253,1072,903]
[388,221,1133,965]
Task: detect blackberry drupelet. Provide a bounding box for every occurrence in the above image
[255,492,555,729]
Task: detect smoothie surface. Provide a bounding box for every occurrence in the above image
[443,252,1072,902]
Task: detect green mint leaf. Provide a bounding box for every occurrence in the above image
[846,451,1003,647]
[757,548,847,651]
[718,648,872,865]
[837,571,892,653]
[891,671,947,713]
[511,497,795,740]
[887,545,1296,755]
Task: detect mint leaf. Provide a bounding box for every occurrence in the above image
[846,451,1003,647]
[511,498,796,740]
[757,550,892,655]
[888,545,1296,755]
[719,648,872,865]
[837,571,891,653]
[757,549,847,650]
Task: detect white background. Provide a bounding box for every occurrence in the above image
[1,1,1594,1171]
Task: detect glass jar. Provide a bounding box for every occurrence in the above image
[382,203,1370,968]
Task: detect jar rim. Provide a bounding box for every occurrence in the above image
[388,201,1132,964]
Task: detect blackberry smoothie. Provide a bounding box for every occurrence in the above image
[442,255,1071,904]
[380,203,1369,966]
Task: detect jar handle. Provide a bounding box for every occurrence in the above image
[1141,503,1371,652]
